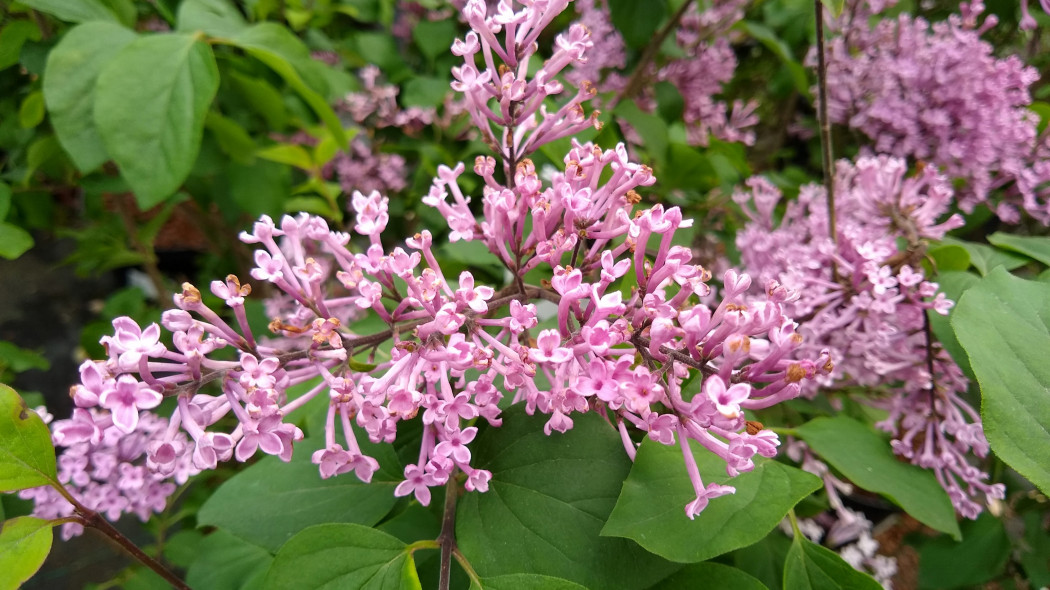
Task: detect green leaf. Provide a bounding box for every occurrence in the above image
[736,22,809,96]
[470,574,591,590]
[206,111,257,164]
[17,0,119,23]
[917,512,1010,589]
[257,144,315,170]
[987,232,1050,267]
[0,341,50,373]
[186,529,272,590]
[0,20,43,71]
[817,0,844,18]
[0,223,34,260]
[197,443,400,552]
[614,101,669,165]
[43,21,137,173]
[0,184,9,222]
[0,516,54,589]
[608,0,667,49]
[0,384,57,492]
[18,91,45,129]
[228,158,290,218]
[732,533,792,590]
[952,267,1050,496]
[94,33,220,209]
[783,533,881,590]
[661,143,717,192]
[940,237,1027,276]
[601,438,821,563]
[412,19,457,62]
[652,562,768,590]
[230,24,349,148]
[456,407,677,590]
[926,270,980,380]
[176,0,249,38]
[263,523,417,590]
[228,71,289,130]
[793,417,960,539]
[401,76,450,108]
[927,243,970,273]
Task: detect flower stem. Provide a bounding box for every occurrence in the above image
[437,477,461,590]
[813,0,840,280]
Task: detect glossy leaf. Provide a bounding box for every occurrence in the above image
[952,267,1050,495]
[176,0,248,38]
[917,512,1010,589]
[17,0,119,23]
[783,533,881,590]
[197,442,401,552]
[43,21,137,173]
[927,243,971,273]
[988,231,1050,267]
[263,523,419,590]
[602,438,821,563]
[94,34,220,208]
[457,407,677,589]
[652,562,768,590]
[794,417,960,539]
[186,529,272,590]
[0,384,57,492]
[0,517,54,589]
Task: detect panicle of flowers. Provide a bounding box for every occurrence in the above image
[735,155,1006,518]
[339,65,438,135]
[824,0,1050,223]
[25,0,829,528]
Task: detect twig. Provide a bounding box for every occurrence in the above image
[437,477,460,590]
[614,0,696,106]
[813,0,840,281]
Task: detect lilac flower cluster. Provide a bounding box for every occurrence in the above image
[22,0,830,531]
[825,1,1050,223]
[568,0,757,146]
[735,155,1006,518]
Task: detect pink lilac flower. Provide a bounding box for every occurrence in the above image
[735,155,1005,518]
[824,1,1050,223]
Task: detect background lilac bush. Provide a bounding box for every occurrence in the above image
[2,0,1050,589]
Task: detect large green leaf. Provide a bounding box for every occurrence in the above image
[186,529,272,590]
[263,523,420,590]
[794,417,960,539]
[457,407,677,589]
[0,517,54,589]
[917,512,1010,589]
[17,0,119,23]
[197,440,401,552]
[783,533,881,590]
[652,562,768,590]
[987,232,1050,267]
[927,270,980,380]
[0,384,57,492]
[941,237,1027,276]
[43,21,137,173]
[601,438,821,563]
[952,267,1050,496]
[176,0,248,38]
[94,33,219,209]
